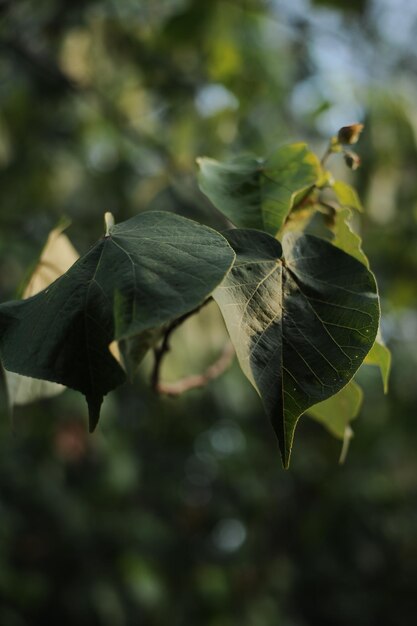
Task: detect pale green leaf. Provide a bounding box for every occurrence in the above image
[5,371,65,408]
[332,180,363,212]
[364,337,391,393]
[331,207,369,268]
[0,360,10,415]
[198,143,321,235]
[308,379,363,439]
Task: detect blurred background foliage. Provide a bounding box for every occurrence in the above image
[1,0,417,624]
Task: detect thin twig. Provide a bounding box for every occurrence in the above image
[320,144,334,166]
[150,297,213,392]
[320,135,345,167]
[155,342,235,397]
[150,327,172,392]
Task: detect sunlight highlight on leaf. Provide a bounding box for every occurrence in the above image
[198,143,321,235]
[214,229,379,467]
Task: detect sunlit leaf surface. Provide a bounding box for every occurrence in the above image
[198,143,321,235]
[214,229,379,467]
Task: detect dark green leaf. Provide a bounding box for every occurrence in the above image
[0,212,235,429]
[198,143,321,235]
[214,229,379,467]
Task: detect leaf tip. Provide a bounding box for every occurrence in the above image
[277,430,293,469]
[280,436,294,469]
[87,395,103,433]
[281,454,291,470]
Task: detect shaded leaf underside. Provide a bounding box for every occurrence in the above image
[214,229,379,467]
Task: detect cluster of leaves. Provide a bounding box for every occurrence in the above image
[0,129,390,467]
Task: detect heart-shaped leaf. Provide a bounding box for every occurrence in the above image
[213,229,379,467]
[198,143,321,235]
[0,212,235,430]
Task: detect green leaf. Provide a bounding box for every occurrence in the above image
[332,180,363,212]
[5,371,65,407]
[364,337,391,393]
[112,327,164,378]
[213,229,379,467]
[308,379,363,439]
[198,143,321,235]
[331,207,369,268]
[0,360,10,416]
[4,221,79,408]
[0,212,235,430]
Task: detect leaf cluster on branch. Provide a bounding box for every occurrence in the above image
[0,126,390,467]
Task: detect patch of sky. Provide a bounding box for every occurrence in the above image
[195,84,239,118]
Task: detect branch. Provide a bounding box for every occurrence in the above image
[320,144,334,167]
[150,297,213,392]
[155,342,235,397]
[320,134,342,167]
